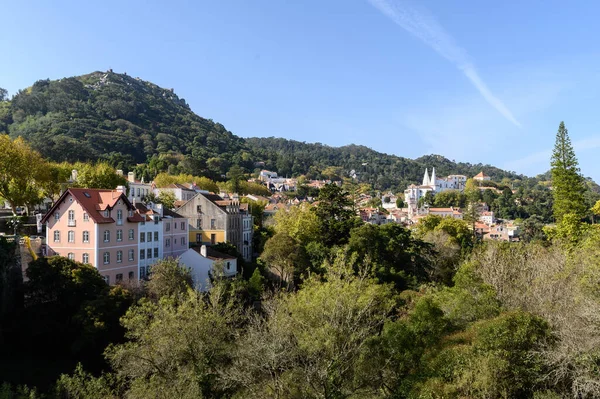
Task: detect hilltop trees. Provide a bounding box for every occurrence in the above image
[551,121,587,222]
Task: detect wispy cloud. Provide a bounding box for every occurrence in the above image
[368,0,522,127]
[505,136,600,173]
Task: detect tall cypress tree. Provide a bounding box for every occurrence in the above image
[550,121,586,222]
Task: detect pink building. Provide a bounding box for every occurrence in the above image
[42,188,145,284]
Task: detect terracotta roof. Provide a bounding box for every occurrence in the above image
[42,188,135,224]
[174,200,187,208]
[474,171,489,178]
[429,207,454,212]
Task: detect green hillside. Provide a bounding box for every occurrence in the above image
[1,71,525,190]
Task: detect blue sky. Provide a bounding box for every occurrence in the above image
[2,0,600,180]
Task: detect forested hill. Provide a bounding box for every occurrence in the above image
[0,71,523,190]
[246,138,523,191]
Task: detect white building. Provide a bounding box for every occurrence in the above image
[473,171,491,181]
[404,168,467,216]
[135,202,189,279]
[428,207,463,219]
[178,245,238,291]
[479,211,495,225]
[117,170,153,203]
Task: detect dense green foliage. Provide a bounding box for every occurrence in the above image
[1,73,527,191]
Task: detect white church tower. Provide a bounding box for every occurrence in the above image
[422,168,430,186]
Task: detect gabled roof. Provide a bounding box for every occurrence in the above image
[164,208,185,219]
[474,171,489,178]
[42,188,136,224]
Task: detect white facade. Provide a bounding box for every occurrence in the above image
[116,170,152,203]
[178,246,238,291]
[404,168,467,216]
[138,214,163,279]
[479,211,495,226]
[242,214,253,262]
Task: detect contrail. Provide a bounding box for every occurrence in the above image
[368,0,522,128]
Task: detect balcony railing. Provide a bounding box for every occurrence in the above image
[67,220,76,227]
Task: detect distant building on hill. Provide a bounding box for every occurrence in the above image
[404,168,467,216]
[473,171,491,181]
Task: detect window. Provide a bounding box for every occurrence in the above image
[154,231,158,241]
[166,238,171,247]
[117,229,123,241]
[140,249,145,260]
[154,216,159,225]
[128,249,134,261]
[166,223,170,232]
[103,252,110,264]
[140,266,146,279]
[68,210,76,226]
[129,229,134,240]
[226,262,230,271]
[196,219,201,229]
[196,233,201,243]
[181,222,185,230]
[68,253,75,260]
[128,271,134,280]
[104,275,110,285]
[116,273,123,283]
[140,232,145,242]
[153,247,158,258]
[116,250,122,263]
[82,231,89,243]
[210,219,216,229]
[182,237,186,246]
[174,222,177,230]
[147,248,152,259]
[83,212,89,222]
[197,205,202,213]
[54,231,60,242]
[137,188,140,197]
[104,209,110,217]
[211,234,216,245]
[147,232,152,242]
[82,253,89,264]
[117,209,123,225]
[141,219,145,226]
[68,230,75,243]
[104,230,110,242]
[54,212,60,221]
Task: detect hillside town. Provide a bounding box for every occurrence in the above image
[0,164,526,293]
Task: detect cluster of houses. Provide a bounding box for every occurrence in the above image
[258,170,341,192]
[36,170,254,291]
[20,166,523,292]
[355,168,520,241]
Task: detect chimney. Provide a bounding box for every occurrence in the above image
[116,185,126,194]
[116,169,123,176]
[200,245,207,257]
[128,172,135,183]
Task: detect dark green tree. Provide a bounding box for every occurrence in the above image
[313,183,361,246]
[550,121,586,222]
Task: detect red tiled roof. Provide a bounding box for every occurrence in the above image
[42,188,135,224]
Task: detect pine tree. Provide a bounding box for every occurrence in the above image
[550,121,587,222]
